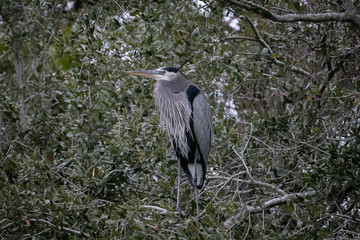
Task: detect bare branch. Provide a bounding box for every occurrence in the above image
[141,205,169,214]
[86,145,115,176]
[30,219,90,237]
[213,171,247,197]
[0,221,14,231]
[13,56,28,130]
[227,0,360,25]
[233,147,252,180]
[257,191,315,211]
[0,49,10,60]
[208,175,287,196]
[141,205,188,217]
[244,16,272,54]
[244,16,313,78]
[224,191,316,228]
[220,36,258,42]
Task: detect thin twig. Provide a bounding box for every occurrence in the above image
[208,175,287,196]
[214,171,247,197]
[244,16,272,54]
[85,146,114,175]
[29,219,90,237]
[0,49,10,60]
[220,36,258,42]
[141,205,169,214]
[244,16,313,78]
[233,146,253,181]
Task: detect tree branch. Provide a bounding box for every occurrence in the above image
[220,36,258,42]
[244,16,313,78]
[30,219,90,237]
[208,175,287,196]
[224,191,316,228]
[227,0,360,26]
[141,205,188,217]
[141,205,168,214]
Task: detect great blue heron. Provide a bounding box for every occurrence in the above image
[125,66,212,222]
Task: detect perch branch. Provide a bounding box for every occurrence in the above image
[224,191,316,228]
[227,0,360,26]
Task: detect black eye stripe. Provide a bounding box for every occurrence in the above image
[161,67,179,73]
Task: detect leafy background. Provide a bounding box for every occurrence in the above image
[0,0,359,239]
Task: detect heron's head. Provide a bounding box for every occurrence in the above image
[125,66,181,82]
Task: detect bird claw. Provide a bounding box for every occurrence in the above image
[174,209,187,218]
[175,208,181,218]
[198,216,204,226]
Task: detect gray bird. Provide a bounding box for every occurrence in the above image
[125,66,212,222]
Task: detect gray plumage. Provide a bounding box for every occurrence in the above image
[125,66,212,222]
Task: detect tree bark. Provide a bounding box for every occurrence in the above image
[227,0,360,26]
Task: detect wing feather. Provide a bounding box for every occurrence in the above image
[192,92,212,170]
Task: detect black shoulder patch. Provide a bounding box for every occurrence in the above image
[186,85,200,104]
[161,66,179,73]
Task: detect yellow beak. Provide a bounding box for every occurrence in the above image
[124,70,163,78]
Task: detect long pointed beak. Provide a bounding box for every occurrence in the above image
[124,70,163,78]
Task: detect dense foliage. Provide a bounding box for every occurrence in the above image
[1,0,359,239]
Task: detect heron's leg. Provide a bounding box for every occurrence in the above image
[194,183,201,224]
[176,158,181,217]
[193,158,201,223]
